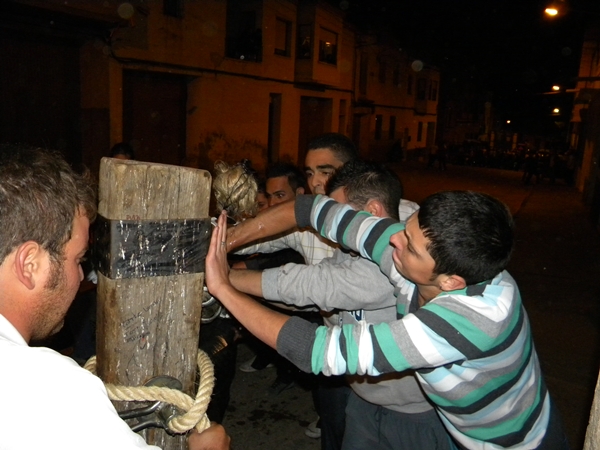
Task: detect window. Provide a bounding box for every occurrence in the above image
[297,24,312,59]
[407,75,413,95]
[274,18,291,57]
[164,0,183,17]
[429,80,438,101]
[225,2,262,62]
[417,79,427,100]
[417,122,423,142]
[392,66,400,86]
[318,27,337,65]
[378,60,386,84]
[389,116,396,140]
[375,115,383,140]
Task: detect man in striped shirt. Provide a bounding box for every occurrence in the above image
[208,191,569,449]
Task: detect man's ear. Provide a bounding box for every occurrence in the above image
[14,242,44,290]
[439,274,466,292]
[365,199,387,218]
[296,187,305,195]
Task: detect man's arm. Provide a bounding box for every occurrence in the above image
[232,233,296,257]
[294,195,404,281]
[226,200,298,252]
[229,269,263,297]
[261,257,395,311]
[207,211,292,349]
[229,269,319,313]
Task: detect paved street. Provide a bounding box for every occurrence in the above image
[222,161,600,449]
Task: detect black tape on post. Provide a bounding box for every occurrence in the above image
[94,215,212,279]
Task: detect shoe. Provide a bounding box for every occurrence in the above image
[268,377,295,396]
[304,418,321,439]
[239,356,274,373]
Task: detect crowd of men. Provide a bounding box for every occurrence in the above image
[0,134,570,450]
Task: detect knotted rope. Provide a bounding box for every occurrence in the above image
[85,350,214,434]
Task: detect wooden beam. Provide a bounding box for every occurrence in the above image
[96,158,211,449]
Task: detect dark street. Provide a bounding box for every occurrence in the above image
[222,161,600,450]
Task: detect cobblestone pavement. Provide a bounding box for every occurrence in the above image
[222,161,600,450]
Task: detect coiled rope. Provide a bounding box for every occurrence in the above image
[84,350,214,434]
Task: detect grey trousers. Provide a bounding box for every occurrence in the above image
[342,391,457,450]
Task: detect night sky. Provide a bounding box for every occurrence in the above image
[333,0,600,135]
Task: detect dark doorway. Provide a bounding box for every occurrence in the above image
[0,31,81,163]
[426,121,436,149]
[123,71,187,165]
[298,96,332,163]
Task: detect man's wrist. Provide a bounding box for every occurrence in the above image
[211,283,239,305]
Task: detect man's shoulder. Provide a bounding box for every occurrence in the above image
[399,199,420,223]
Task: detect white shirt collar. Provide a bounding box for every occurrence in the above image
[0,313,28,346]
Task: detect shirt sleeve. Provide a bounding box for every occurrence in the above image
[277,277,518,377]
[262,256,395,311]
[234,232,300,256]
[295,194,404,281]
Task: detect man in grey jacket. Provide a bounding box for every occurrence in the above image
[229,160,452,450]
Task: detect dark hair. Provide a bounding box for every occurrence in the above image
[327,159,402,220]
[110,142,135,160]
[418,191,514,285]
[0,144,97,264]
[256,179,266,194]
[307,133,358,164]
[266,162,306,192]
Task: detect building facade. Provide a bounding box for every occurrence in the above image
[568,23,600,228]
[0,0,439,175]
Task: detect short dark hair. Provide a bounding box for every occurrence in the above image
[256,179,266,194]
[418,191,514,285]
[0,144,97,264]
[266,162,306,192]
[307,133,358,164]
[327,159,402,220]
[110,142,135,159]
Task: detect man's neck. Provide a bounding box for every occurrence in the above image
[416,285,443,307]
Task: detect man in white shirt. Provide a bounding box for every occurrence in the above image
[0,144,229,450]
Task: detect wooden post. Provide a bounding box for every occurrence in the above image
[96,158,211,449]
[584,370,600,450]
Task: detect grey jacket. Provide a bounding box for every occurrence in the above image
[261,249,432,414]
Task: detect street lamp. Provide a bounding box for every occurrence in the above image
[543,1,572,18]
[552,85,561,91]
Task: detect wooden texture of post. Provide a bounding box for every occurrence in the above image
[96,158,211,449]
[584,370,600,450]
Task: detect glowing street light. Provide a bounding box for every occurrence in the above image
[506,120,511,124]
[545,7,559,16]
[553,107,560,114]
[552,85,560,91]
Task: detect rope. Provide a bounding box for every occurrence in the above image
[85,350,214,434]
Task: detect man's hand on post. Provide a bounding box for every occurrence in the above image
[205,211,291,349]
[206,211,234,300]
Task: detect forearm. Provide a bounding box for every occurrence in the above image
[299,195,403,269]
[226,201,297,252]
[228,269,263,297]
[212,284,289,348]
